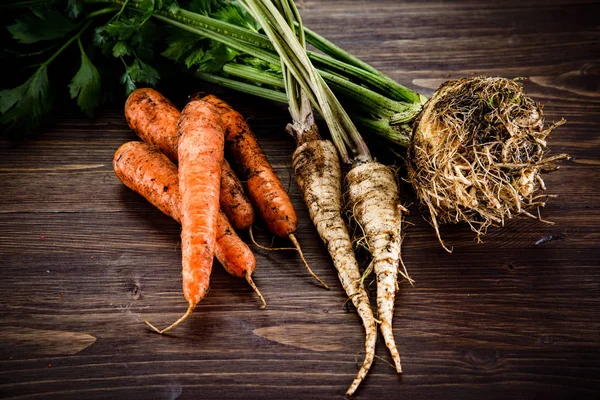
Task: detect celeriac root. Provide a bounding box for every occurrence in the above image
[408,76,568,250]
[346,161,407,374]
[292,138,377,396]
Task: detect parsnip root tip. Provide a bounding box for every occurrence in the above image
[288,233,330,290]
[245,272,267,309]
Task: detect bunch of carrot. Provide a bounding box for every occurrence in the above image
[113,88,324,332]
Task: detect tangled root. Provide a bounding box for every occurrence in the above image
[407,76,568,250]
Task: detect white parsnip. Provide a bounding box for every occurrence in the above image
[346,161,407,373]
[293,138,377,396]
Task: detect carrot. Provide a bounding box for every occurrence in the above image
[113,141,181,222]
[112,141,265,307]
[125,88,255,230]
[219,159,255,230]
[124,88,179,162]
[145,99,225,334]
[201,94,328,290]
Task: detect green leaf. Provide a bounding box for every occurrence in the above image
[8,7,76,44]
[167,1,180,14]
[120,58,160,95]
[0,65,52,133]
[189,0,221,15]
[213,2,260,32]
[242,56,281,73]
[104,18,137,41]
[66,0,83,20]
[185,49,209,68]
[69,45,102,117]
[197,43,237,73]
[112,41,131,57]
[162,38,195,62]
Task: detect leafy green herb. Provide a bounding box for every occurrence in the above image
[0,65,52,132]
[161,31,200,63]
[8,7,76,44]
[112,41,131,57]
[197,42,238,73]
[66,0,83,20]
[213,2,261,32]
[69,39,102,117]
[120,58,160,95]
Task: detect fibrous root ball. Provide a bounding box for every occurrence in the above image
[407,76,568,251]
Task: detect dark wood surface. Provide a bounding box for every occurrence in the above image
[1,1,599,399]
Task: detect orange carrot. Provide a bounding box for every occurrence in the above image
[220,159,256,230]
[145,99,225,334]
[113,141,181,221]
[113,141,265,307]
[125,88,255,230]
[201,94,328,290]
[124,88,179,162]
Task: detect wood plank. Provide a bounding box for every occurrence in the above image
[0,0,599,399]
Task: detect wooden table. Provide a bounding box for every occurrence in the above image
[1,1,599,399]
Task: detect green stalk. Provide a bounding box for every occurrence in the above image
[309,51,420,103]
[152,14,280,66]
[84,0,419,147]
[303,26,381,76]
[196,71,288,103]
[222,63,285,88]
[240,0,372,163]
[93,0,419,106]
[42,20,93,67]
[195,71,412,146]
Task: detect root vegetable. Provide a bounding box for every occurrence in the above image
[201,94,328,290]
[346,161,410,373]
[219,159,256,230]
[292,134,377,395]
[124,87,255,230]
[407,77,568,250]
[124,88,180,163]
[240,0,410,389]
[113,141,265,307]
[146,98,225,334]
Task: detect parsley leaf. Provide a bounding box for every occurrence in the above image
[8,7,76,44]
[161,30,201,63]
[213,2,260,32]
[66,0,83,20]
[113,41,131,58]
[184,48,207,68]
[0,65,52,133]
[120,58,160,95]
[189,0,221,15]
[197,42,238,73]
[69,41,102,117]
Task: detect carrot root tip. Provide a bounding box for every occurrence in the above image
[245,272,267,309]
[248,225,295,251]
[144,320,164,334]
[144,302,196,334]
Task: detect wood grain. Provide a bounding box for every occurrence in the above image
[1,0,599,399]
